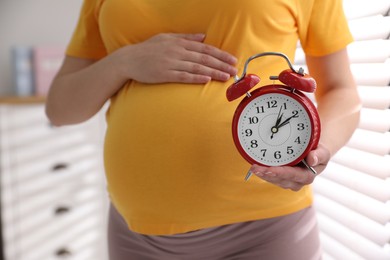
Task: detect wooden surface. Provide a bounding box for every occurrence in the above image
[0,96,45,104]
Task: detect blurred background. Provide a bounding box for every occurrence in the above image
[0,1,108,260]
[0,0,389,259]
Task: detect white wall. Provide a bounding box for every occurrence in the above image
[0,0,83,95]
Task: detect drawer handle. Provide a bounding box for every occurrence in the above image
[51,163,68,172]
[54,206,71,215]
[55,247,72,257]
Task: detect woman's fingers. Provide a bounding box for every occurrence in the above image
[125,33,238,84]
[171,60,233,82]
[170,33,238,66]
[169,34,238,80]
[248,144,332,191]
[252,166,315,191]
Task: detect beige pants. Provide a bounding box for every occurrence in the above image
[108,205,322,260]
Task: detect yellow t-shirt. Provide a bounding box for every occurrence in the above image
[67,0,353,235]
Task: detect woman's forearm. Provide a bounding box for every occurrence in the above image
[306,50,361,156]
[316,87,361,156]
[45,51,129,126]
[45,33,238,126]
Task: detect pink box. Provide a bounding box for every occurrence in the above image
[33,46,65,96]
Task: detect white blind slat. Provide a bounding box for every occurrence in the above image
[314,177,390,224]
[347,129,390,155]
[332,147,390,179]
[348,15,390,41]
[316,213,390,260]
[343,0,390,19]
[358,108,390,132]
[321,162,390,202]
[347,39,390,63]
[358,85,390,109]
[315,194,390,246]
[320,232,365,260]
[351,60,390,86]
[294,47,305,65]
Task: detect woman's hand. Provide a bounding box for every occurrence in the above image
[115,33,238,84]
[249,143,331,191]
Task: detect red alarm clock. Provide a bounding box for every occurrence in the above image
[226,52,321,180]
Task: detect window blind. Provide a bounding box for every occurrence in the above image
[296,1,390,259]
[8,2,390,260]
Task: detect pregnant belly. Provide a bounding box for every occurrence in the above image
[101,82,255,228]
[103,82,242,180]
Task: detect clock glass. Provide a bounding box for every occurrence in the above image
[234,91,313,166]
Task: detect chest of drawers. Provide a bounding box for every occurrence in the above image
[0,103,108,260]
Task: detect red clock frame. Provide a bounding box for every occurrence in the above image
[231,84,321,167]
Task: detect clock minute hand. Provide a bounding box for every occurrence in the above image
[277,114,295,128]
[275,106,283,127]
[271,106,284,139]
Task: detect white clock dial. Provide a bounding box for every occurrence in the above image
[237,93,312,166]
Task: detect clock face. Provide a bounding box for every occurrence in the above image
[233,88,315,166]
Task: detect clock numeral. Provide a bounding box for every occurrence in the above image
[287,146,294,155]
[274,151,282,160]
[245,129,253,137]
[251,140,258,148]
[267,100,278,109]
[260,149,267,157]
[294,137,301,144]
[297,123,305,131]
[292,110,299,118]
[257,102,287,114]
[248,116,259,124]
[256,106,265,114]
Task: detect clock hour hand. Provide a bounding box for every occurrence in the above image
[271,113,295,139]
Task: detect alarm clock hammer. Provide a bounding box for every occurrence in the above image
[226,52,320,181]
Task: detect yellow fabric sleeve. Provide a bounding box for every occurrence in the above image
[299,0,353,56]
[66,0,107,59]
